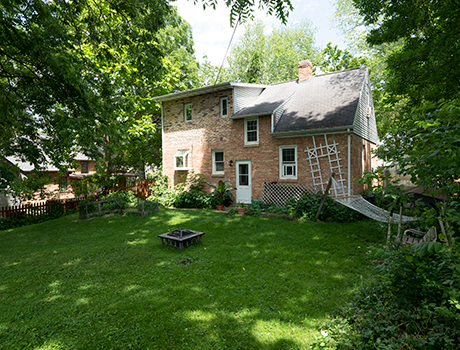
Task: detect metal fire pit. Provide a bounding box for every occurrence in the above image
[158,228,205,250]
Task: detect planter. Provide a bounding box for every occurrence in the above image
[216,204,224,211]
[237,207,247,216]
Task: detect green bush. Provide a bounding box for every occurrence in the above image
[174,190,212,209]
[150,171,217,209]
[288,193,364,222]
[101,190,136,207]
[313,243,460,349]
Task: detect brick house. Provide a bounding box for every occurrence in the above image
[155,61,379,204]
[5,153,97,203]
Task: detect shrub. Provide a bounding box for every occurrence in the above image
[174,190,212,209]
[101,190,136,207]
[313,243,460,349]
[288,193,364,222]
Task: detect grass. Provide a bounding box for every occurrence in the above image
[0,209,385,349]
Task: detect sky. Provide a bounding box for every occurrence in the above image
[174,0,346,66]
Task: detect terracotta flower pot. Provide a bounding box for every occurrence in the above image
[237,207,247,216]
[216,204,224,211]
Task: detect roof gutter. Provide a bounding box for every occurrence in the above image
[153,82,267,102]
[231,112,272,120]
[270,126,353,138]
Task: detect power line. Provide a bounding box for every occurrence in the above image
[213,13,241,85]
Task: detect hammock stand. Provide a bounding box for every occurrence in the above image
[315,174,419,246]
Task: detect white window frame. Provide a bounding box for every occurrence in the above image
[212,149,225,174]
[184,103,192,122]
[220,97,228,117]
[174,150,189,170]
[244,117,259,145]
[279,145,297,179]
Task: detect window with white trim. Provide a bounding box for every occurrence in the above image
[212,150,224,174]
[184,103,192,122]
[244,118,258,145]
[279,146,297,179]
[220,97,228,117]
[174,150,189,170]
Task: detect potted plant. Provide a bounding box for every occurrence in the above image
[236,202,247,216]
[208,180,235,211]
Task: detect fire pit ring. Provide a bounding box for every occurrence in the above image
[158,228,205,250]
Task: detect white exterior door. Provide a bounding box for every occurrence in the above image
[236,161,252,204]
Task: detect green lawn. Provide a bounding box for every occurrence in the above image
[0,209,385,349]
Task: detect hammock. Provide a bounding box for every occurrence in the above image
[329,177,419,223]
[334,196,419,223]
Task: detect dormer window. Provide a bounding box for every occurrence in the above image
[174,150,189,170]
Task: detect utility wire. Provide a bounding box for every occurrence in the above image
[214,13,241,85]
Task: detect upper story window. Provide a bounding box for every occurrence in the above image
[244,118,258,145]
[212,150,224,174]
[81,160,89,173]
[175,150,189,170]
[279,145,297,179]
[184,103,192,122]
[220,97,228,117]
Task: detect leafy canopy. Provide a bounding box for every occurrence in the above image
[223,19,319,84]
[1,0,295,195]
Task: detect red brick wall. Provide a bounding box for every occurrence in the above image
[163,89,375,199]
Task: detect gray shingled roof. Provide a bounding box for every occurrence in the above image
[232,67,367,133]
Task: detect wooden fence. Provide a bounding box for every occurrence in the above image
[0,198,82,219]
[1,179,156,219]
[109,179,155,199]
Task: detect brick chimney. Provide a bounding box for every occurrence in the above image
[298,59,313,82]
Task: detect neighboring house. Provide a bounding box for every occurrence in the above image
[5,153,97,203]
[154,60,379,204]
[0,158,25,207]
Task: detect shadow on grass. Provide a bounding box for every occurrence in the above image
[0,208,385,349]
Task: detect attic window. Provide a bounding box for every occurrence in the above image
[175,150,189,170]
[220,97,228,117]
[184,103,192,122]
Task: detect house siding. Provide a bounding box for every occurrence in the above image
[233,86,264,114]
[162,89,374,200]
[353,73,379,144]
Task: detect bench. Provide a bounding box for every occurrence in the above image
[395,227,437,246]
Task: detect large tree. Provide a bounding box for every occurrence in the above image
[0,0,294,195]
[349,0,460,233]
[353,0,460,105]
[223,19,319,84]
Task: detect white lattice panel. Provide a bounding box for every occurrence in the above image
[262,182,317,207]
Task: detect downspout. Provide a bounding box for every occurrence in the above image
[161,103,164,176]
[347,129,351,196]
